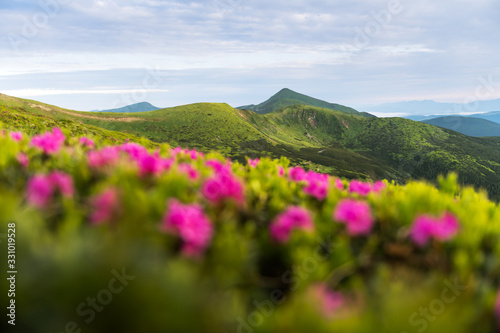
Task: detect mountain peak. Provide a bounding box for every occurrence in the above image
[238,88,373,117]
[99,101,160,113]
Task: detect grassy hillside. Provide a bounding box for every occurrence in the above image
[1,94,499,200]
[423,116,500,137]
[237,88,370,116]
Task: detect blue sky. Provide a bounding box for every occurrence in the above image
[1,0,500,113]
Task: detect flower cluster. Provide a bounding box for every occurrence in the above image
[27,171,74,207]
[89,188,120,225]
[30,128,65,154]
[333,199,374,236]
[409,212,460,247]
[270,206,314,243]
[202,164,244,204]
[162,200,213,257]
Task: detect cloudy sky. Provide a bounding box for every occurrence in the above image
[1,0,500,112]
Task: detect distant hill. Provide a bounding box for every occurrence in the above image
[404,111,500,125]
[238,88,374,117]
[98,102,160,113]
[422,116,500,137]
[364,99,500,116]
[471,111,500,124]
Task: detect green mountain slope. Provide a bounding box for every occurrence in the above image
[238,88,373,117]
[98,101,160,113]
[423,116,500,137]
[1,94,499,199]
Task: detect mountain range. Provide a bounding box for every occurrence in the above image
[97,102,160,113]
[362,99,500,116]
[422,116,500,137]
[1,90,499,199]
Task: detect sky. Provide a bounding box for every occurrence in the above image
[1,0,500,113]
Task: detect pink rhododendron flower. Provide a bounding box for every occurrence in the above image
[26,171,74,207]
[303,171,329,200]
[79,137,95,148]
[277,166,285,176]
[409,212,460,247]
[137,154,163,176]
[348,180,372,196]
[48,171,74,197]
[16,153,29,168]
[309,283,344,318]
[372,180,386,193]
[333,199,375,236]
[178,164,199,180]
[205,159,227,173]
[27,175,53,207]
[9,131,23,142]
[270,206,314,243]
[119,142,148,159]
[89,188,120,225]
[87,147,121,168]
[335,178,344,190]
[248,158,260,167]
[30,128,65,154]
[202,171,244,204]
[289,166,306,181]
[162,200,213,257]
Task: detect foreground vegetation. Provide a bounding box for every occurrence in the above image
[0,125,499,333]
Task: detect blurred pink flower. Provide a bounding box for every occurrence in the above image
[335,178,344,190]
[49,171,74,197]
[16,153,29,168]
[120,142,148,160]
[310,283,344,318]
[289,166,306,181]
[178,164,199,180]
[372,180,386,193]
[333,199,374,236]
[348,180,372,196]
[30,128,65,154]
[162,200,213,257]
[89,188,120,225]
[303,171,329,200]
[205,159,227,173]
[202,171,244,204]
[26,171,74,207]
[79,137,95,148]
[248,158,260,167]
[87,147,121,168]
[277,166,285,176]
[138,154,163,176]
[27,175,53,207]
[270,206,314,243]
[9,131,23,142]
[409,212,460,247]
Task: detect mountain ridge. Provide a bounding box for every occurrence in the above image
[238,88,374,117]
